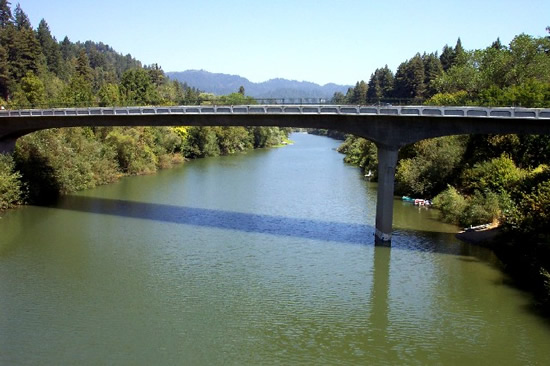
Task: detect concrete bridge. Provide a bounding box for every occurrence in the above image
[2,104,550,245]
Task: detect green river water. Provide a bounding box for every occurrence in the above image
[1,133,549,365]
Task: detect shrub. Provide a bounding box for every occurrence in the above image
[0,154,24,210]
[432,185,467,224]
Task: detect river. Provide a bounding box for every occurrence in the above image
[1,133,549,365]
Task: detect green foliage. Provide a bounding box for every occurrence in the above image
[15,128,119,202]
[217,92,256,105]
[460,190,502,226]
[36,19,62,75]
[394,54,426,102]
[60,75,93,107]
[461,154,524,194]
[433,186,507,226]
[366,66,394,103]
[510,180,550,236]
[98,83,120,106]
[395,136,467,197]
[183,127,220,158]
[13,71,46,107]
[0,153,23,209]
[432,185,467,224]
[215,127,253,154]
[425,90,469,106]
[120,68,159,105]
[337,136,377,175]
[349,81,367,104]
[105,128,157,175]
[0,0,12,29]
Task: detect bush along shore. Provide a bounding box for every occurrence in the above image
[0,125,290,207]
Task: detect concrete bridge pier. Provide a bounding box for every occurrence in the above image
[374,144,399,246]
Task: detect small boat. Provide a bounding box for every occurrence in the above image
[364,170,373,178]
[403,196,432,206]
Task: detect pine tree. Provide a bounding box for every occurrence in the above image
[0,0,12,28]
[120,68,158,105]
[422,53,443,97]
[366,71,382,103]
[378,65,394,99]
[393,62,409,100]
[75,49,93,82]
[408,54,426,101]
[147,63,164,86]
[0,43,9,99]
[491,37,503,50]
[393,55,426,102]
[453,38,467,66]
[5,19,41,80]
[351,81,367,104]
[36,19,62,75]
[60,36,74,61]
[14,3,30,30]
[440,44,454,71]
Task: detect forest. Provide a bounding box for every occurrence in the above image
[333,30,550,306]
[0,1,289,207]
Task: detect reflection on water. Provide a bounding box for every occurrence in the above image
[1,133,550,365]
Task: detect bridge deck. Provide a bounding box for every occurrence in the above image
[2,105,550,119]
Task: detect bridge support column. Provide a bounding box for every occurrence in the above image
[375,144,399,246]
[0,138,16,154]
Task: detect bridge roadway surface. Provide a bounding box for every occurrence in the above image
[2,104,550,245]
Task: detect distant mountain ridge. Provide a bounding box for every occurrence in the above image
[166,70,351,99]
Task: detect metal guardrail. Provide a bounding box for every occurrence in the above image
[1,105,550,119]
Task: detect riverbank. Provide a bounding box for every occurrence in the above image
[455,224,501,246]
[0,126,291,212]
[454,224,550,314]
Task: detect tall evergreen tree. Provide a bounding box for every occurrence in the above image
[440,44,454,71]
[0,43,9,99]
[422,52,443,97]
[453,37,467,66]
[75,49,93,82]
[36,19,62,74]
[378,65,394,98]
[14,3,30,30]
[331,91,346,104]
[5,19,41,80]
[491,37,503,50]
[0,0,12,28]
[366,72,382,103]
[351,80,367,104]
[147,63,165,86]
[120,68,159,105]
[394,55,426,102]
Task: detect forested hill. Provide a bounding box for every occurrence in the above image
[166,70,350,99]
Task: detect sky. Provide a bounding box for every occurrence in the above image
[16,0,550,86]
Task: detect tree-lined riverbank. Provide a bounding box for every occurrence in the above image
[0,2,289,209]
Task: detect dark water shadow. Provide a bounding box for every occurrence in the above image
[58,195,376,246]
[57,195,466,255]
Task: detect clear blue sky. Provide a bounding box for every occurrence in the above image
[17,0,550,86]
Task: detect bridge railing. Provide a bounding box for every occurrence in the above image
[2,105,550,119]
